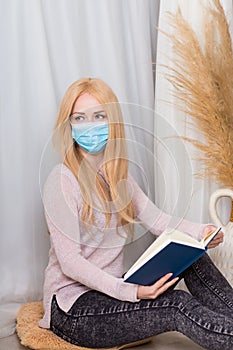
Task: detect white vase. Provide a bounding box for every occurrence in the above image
[208,188,233,286]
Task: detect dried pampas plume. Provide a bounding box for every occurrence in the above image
[163,0,233,188]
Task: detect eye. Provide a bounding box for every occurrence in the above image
[72,114,85,122]
[95,114,107,120]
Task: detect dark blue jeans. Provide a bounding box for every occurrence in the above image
[50,254,233,349]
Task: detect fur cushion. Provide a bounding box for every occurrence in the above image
[16,301,153,350]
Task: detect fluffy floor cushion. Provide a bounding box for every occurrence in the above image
[16,301,153,350]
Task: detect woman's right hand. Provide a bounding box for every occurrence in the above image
[137,273,179,299]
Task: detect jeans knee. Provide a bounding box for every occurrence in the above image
[166,289,194,309]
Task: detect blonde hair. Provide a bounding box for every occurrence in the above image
[53,78,136,237]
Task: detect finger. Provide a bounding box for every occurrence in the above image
[211,237,223,245]
[153,273,173,289]
[210,235,224,244]
[208,240,223,248]
[208,232,224,247]
[164,276,179,289]
[215,232,224,239]
[215,236,224,243]
[156,277,179,297]
[208,244,217,249]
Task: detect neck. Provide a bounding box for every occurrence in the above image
[80,149,104,171]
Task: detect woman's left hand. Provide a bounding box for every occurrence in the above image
[202,225,224,249]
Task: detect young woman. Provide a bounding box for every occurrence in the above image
[39,78,232,350]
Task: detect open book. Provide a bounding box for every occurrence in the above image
[124,227,221,286]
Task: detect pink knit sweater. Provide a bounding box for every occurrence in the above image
[39,163,206,329]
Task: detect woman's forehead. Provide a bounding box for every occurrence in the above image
[73,93,102,113]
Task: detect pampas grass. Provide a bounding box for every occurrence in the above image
[162,0,233,188]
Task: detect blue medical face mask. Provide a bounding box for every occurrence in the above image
[71,122,109,154]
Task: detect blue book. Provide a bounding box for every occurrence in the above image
[124,227,221,286]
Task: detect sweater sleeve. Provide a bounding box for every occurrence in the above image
[43,165,139,302]
[128,174,206,241]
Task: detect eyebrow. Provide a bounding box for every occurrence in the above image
[93,110,106,115]
[73,110,106,115]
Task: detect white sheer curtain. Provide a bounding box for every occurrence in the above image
[0,0,159,338]
[154,0,232,224]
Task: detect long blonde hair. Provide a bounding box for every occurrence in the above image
[53,78,136,237]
